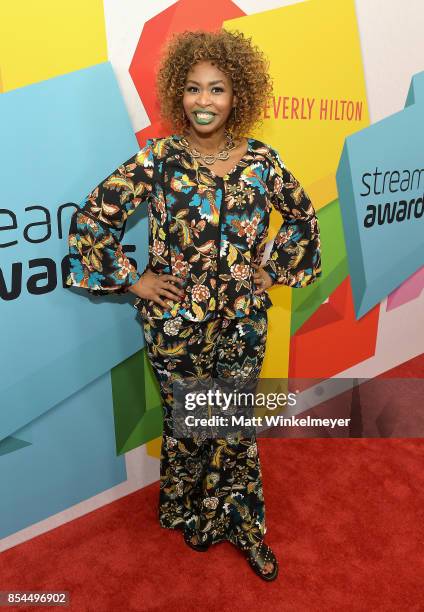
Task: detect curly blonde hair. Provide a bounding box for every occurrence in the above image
[156,29,273,138]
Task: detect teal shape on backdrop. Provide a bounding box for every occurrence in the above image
[0,374,126,538]
[0,62,148,441]
[336,70,424,319]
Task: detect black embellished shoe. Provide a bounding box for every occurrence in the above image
[183,530,211,552]
[244,540,279,581]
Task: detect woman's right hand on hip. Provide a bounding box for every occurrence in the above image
[128,269,185,309]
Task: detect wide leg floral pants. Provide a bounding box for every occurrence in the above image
[141,307,268,550]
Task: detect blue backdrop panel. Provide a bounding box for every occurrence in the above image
[336,71,424,319]
[0,373,126,539]
[405,71,424,107]
[0,62,148,441]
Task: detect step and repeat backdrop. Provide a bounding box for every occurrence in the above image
[1,0,423,550]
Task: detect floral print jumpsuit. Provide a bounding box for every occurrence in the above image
[66,134,322,550]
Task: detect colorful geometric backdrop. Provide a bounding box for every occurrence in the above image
[1,0,423,551]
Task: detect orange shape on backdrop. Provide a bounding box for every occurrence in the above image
[290,277,380,378]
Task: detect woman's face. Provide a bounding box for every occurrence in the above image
[182,60,236,135]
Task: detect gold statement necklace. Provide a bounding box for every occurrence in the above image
[180,130,237,165]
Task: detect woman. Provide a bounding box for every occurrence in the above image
[66,29,322,581]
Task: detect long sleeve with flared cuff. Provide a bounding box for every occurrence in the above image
[65,140,155,295]
[262,150,322,288]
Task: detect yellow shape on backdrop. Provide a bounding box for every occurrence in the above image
[224,0,369,378]
[0,0,107,92]
[224,0,369,210]
[307,173,338,213]
[261,292,292,378]
[146,437,162,460]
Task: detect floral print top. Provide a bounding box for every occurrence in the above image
[66,134,322,322]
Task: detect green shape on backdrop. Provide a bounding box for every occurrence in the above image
[112,347,163,456]
[291,199,348,335]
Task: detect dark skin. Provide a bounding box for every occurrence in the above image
[129,60,273,307]
[130,61,276,574]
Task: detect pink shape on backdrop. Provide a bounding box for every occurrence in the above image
[386,265,424,311]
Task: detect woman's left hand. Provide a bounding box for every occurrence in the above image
[252,262,273,294]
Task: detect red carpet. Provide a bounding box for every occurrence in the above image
[2,354,424,611]
[1,436,423,611]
